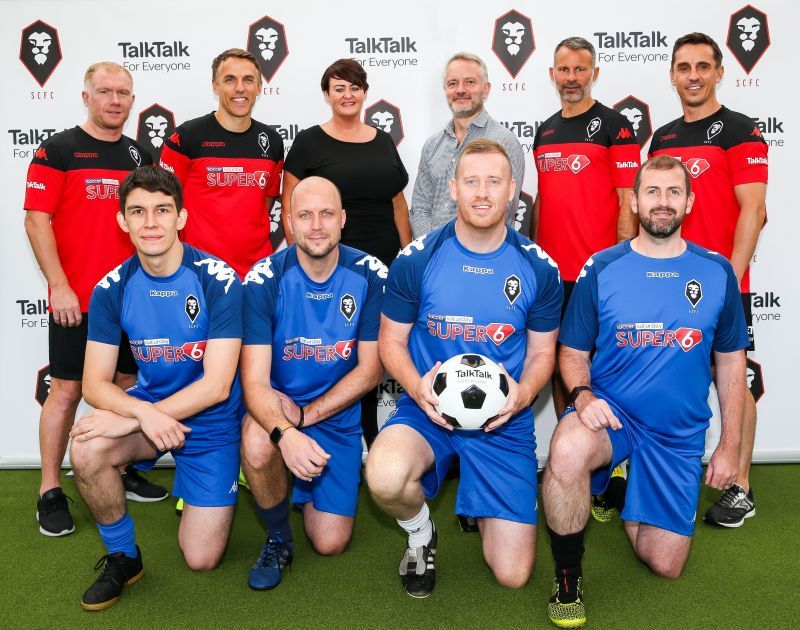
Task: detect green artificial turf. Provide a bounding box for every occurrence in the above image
[2,465,797,628]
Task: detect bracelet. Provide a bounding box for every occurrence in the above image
[297,406,305,430]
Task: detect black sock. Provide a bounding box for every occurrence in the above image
[606,475,627,512]
[548,526,585,603]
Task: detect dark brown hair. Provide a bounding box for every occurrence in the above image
[320,58,368,92]
[672,32,723,68]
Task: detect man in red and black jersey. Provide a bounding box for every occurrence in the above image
[649,33,767,528]
[530,37,640,417]
[24,62,167,537]
[159,48,284,279]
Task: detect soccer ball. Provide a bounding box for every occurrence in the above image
[432,354,509,430]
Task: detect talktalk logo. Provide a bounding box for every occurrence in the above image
[426,320,515,346]
[283,339,355,362]
[20,20,62,87]
[365,99,404,146]
[727,5,770,74]
[130,341,206,363]
[492,10,535,78]
[247,15,288,82]
[616,327,702,351]
[136,104,176,161]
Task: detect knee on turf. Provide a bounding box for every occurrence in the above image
[646,556,686,579]
[489,558,533,589]
[308,530,351,556]
[181,544,223,572]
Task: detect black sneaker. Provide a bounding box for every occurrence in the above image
[457,515,479,533]
[548,573,586,628]
[398,521,436,598]
[122,466,168,503]
[36,487,75,537]
[81,546,144,611]
[704,484,755,528]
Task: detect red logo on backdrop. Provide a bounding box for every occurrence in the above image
[365,99,404,146]
[727,5,770,74]
[247,15,289,83]
[613,95,653,147]
[491,10,535,78]
[684,158,711,178]
[136,104,176,161]
[568,154,590,174]
[486,323,515,346]
[20,20,62,87]
[675,327,702,352]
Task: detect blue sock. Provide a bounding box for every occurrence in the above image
[256,497,292,542]
[98,513,137,558]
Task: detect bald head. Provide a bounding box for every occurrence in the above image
[291,176,342,212]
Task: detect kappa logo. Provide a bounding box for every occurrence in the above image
[97,265,123,289]
[684,157,711,178]
[616,128,632,140]
[356,254,389,279]
[503,275,522,305]
[586,117,601,138]
[194,258,236,294]
[129,145,142,166]
[491,10,535,78]
[685,279,703,307]
[247,15,289,83]
[185,294,200,323]
[365,100,404,146]
[136,104,176,161]
[257,131,270,156]
[707,120,724,141]
[613,95,653,147]
[340,294,357,322]
[727,5,770,74]
[20,20,62,87]
[229,480,238,494]
[244,258,275,284]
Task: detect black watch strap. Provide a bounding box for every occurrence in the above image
[567,386,593,407]
[270,425,294,445]
[297,406,305,430]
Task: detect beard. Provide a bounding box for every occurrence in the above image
[640,205,683,239]
[557,83,588,104]
[296,234,338,259]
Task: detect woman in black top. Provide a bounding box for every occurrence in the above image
[281,59,411,267]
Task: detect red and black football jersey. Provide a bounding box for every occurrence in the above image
[159,113,284,278]
[23,126,152,311]
[649,106,768,292]
[534,101,640,281]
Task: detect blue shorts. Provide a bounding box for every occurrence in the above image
[383,397,538,525]
[129,386,241,508]
[586,398,705,537]
[292,422,362,518]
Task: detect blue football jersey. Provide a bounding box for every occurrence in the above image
[242,244,385,432]
[559,240,749,441]
[88,244,244,444]
[382,222,563,427]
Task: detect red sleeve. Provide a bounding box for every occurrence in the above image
[266,159,283,197]
[727,141,768,186]
[158,131,191,185]
[23,147,66,215]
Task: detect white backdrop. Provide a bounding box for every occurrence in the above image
[2,0,796,466]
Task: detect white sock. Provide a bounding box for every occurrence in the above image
[398,503,432,548]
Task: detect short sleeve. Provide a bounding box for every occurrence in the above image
[356,260,386,341]
[201,263,244,339]
[23,140,66,214]
[524,245,562,332]
[243,259,280,345]
[87,282,123,346]
[712,264,750,353]
[159,129,191,184]
[559,258,600,351]
[728,142,768,186]
[382,246,423,324]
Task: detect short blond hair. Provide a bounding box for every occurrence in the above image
[84,62,132,88]
[455,138,511,176]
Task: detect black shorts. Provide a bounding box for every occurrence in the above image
[49,313,137,381]
[742,292,755,352]
[561,280,576,321]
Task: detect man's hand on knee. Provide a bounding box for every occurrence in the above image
[576,394,622,431]
[137,405,191,451]
[70,409,140,441]
[278,429,330,482]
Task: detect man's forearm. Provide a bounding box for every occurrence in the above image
[305,362,383,427]
[244,381,289,433]
[83,379,152,422]
[380,338,423,400]
[730,205,766,283]
[616,188,637,242]
[558,346,593,393]
[517,349,555,407]
[715,352,745,453]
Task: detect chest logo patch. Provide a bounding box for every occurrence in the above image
[258,131,269,156]
[706,120,723,140]
[586,117,601,138]
[185,294,200,323]
[684,279,703,307]
[129,145,142,166]
[340,294,357,322]
[503,275,522,305]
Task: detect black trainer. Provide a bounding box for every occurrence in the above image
[457,515,479,533]
[704,484,755,528]
[122,466,168,502]
[81,546,144,611]
[398,520,436,598]
[36,487,75,537]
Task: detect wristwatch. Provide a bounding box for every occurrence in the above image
[269,424,295,445]
[567,386,593,407]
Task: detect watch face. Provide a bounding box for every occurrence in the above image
[270,426,283,444]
